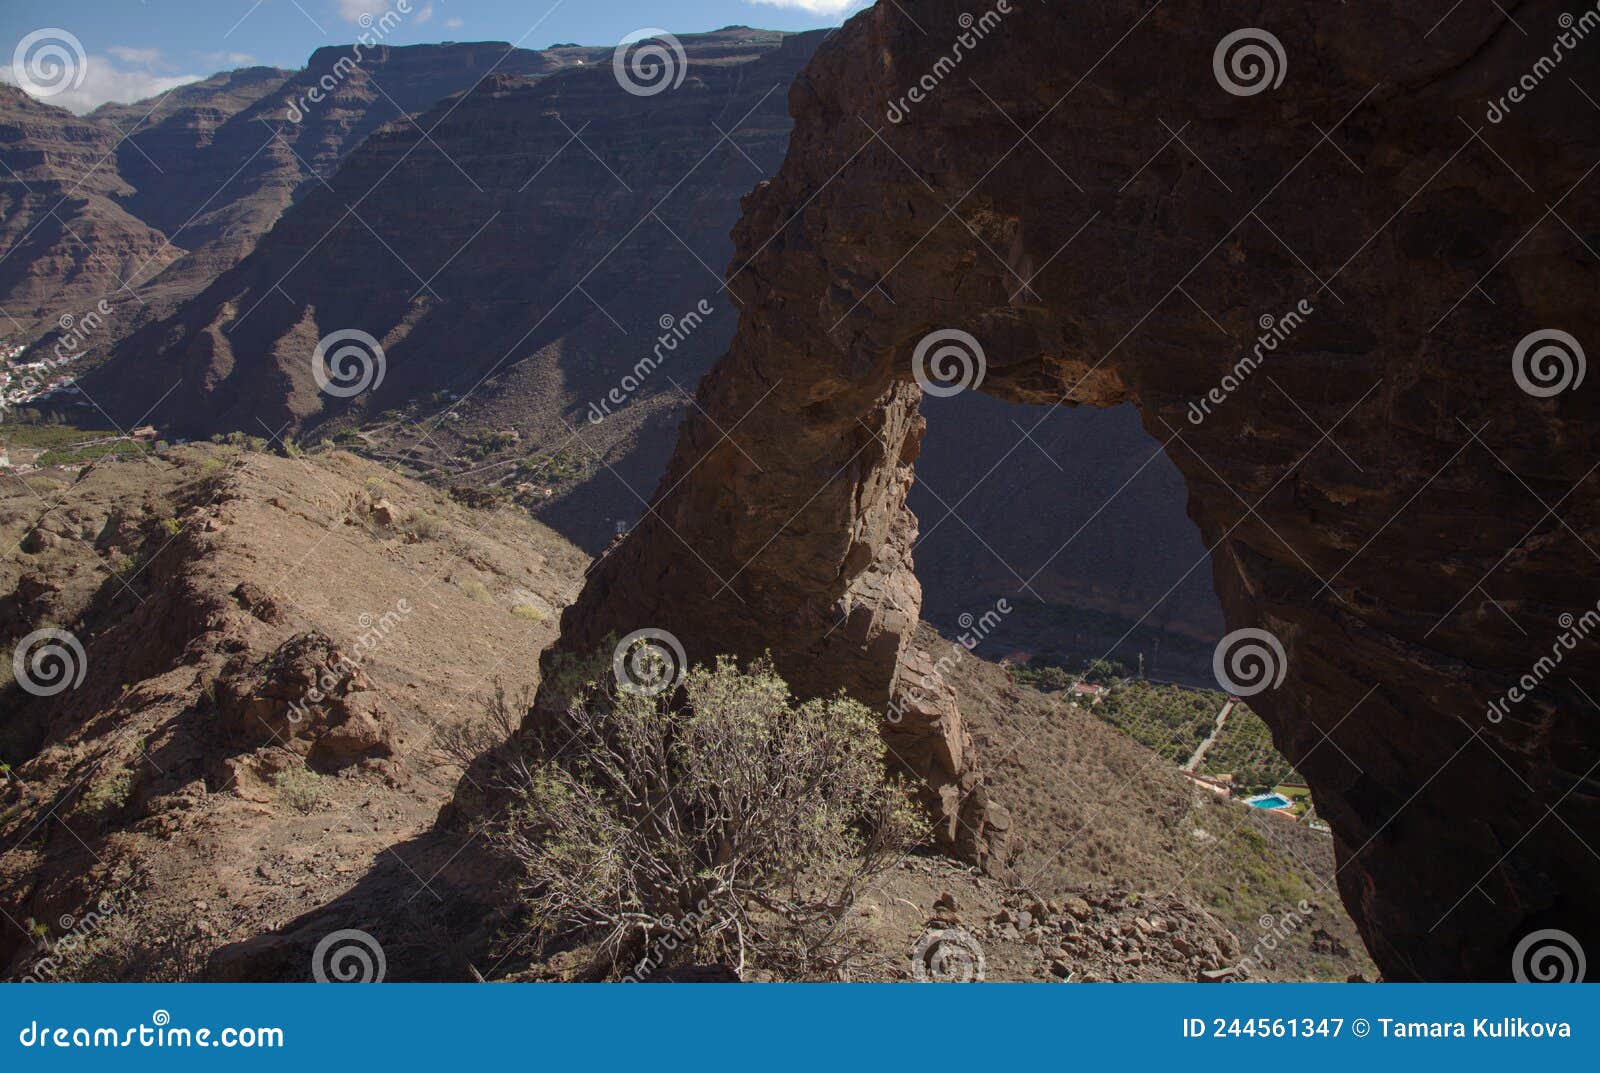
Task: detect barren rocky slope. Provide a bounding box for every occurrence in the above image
[0,445,586,979]
[0,442,1363,982]
[539,0,1600,980]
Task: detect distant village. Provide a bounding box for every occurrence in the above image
[0,334,163,474]
[1,337,86,416]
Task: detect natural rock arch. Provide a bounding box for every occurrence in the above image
[541,1,1599,980]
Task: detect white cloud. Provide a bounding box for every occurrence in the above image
[0,52,201,114]
[335,0,431,27]
[445,17,463,31]
[201,51,259,69]
[335,0,386,23]
[107,46,161,66]
[745,0,867,14]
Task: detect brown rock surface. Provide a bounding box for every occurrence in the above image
[541,1,1600,980]
[0,445,586,979]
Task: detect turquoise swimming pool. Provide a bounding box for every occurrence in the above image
[1245,793,1292,810]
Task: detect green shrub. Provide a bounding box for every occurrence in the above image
[80,767,136,814]
[403,511,446,541]
[497,655,922,981]
[273,765,325,813]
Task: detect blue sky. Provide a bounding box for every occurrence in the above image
[1,0,868,112]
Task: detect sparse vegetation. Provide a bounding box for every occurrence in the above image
[80,766,136,814]
[272,764,325,813]
[511,603,548,623]
[459,579,491,602]
[38,439,143,467]
[402,510,446,541]
[495,655,923,980]
[463,429,518,460]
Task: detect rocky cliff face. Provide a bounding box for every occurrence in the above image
[0,43,610,358]
[543,0,1600,980]
[81,28,803,440]
[0,84,178,340]
[77,29,1222,652]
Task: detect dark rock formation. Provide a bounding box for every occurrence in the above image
[542,0,1600,981]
